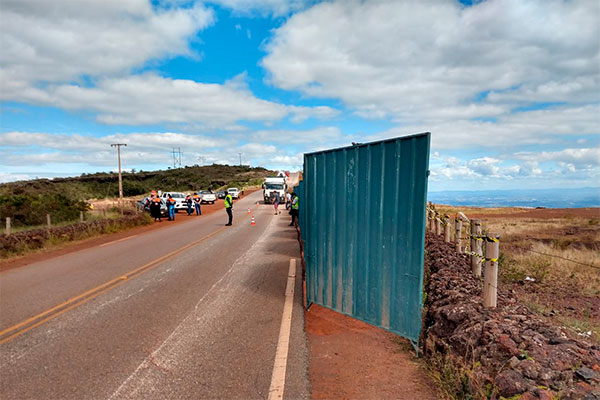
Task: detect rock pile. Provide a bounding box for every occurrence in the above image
[423,233,600,399]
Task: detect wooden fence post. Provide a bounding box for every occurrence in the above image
[435,212,441,235]
[80,211,84,223]
[483,233,500,308]
[429,209,435,231]
[471,219,483,277]
[5,217,10,236]
[444,215,450,242]
[455,217,462,253]
[47,214,51,228]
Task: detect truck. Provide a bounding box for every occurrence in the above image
[263,176,287,204]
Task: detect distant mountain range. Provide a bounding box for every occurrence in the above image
[427,187,600,208]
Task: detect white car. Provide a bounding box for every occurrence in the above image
[227,188,240,199]
[200,191,216,204]
[160,192,187,212]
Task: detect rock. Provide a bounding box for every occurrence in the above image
[549,336,569,345]
[519,360,539,380]
[508,356,520,368]
[576,367,599,383]
[538,389,555,400]
[520,391,537,400]
[495,370,529,397]
[498,334,519,356]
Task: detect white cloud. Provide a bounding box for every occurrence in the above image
[514,147,600,169]
[0,1,214,91]
[5,74,339,128]
[263,0,599,126]
[207,0,313,16]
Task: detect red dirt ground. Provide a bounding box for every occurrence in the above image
[306,304,441,400]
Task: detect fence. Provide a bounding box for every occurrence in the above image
[426,202,500,308]
[4,200,140,236]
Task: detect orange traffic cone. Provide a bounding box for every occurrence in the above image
[251,216,255,226]
[247,208,251,215]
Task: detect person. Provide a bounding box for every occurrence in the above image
[289,192,299,226]
[286,192,292,210]
[150,196,162,222]
[224,189,233,226]
[185,194,193,216]
[193,192,202,215]
[241,187,245,196]
[273,192,280,215]
[167,194,176,221]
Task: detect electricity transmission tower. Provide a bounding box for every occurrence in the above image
[172,147,182,168]
[238,152,242,166]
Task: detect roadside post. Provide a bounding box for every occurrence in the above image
[444,215,450,242]
[47,214,51,228]
[455,216,462,253]
[80,211,84,223]
[435,212,441,235]
[5,217,10,236]
[471,219,483,277]
[483,233,500,308]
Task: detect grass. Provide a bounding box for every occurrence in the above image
[431,203,600,344]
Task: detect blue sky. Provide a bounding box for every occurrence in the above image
[0,0,598,191]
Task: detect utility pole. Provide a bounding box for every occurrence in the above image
[110,143,127,205]
[238,152,242,166]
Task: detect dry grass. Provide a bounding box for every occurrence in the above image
[502,242,600,294]
[430,203,600,343]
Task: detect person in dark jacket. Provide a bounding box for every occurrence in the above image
[150,197,162,222]
[185,194,193,216]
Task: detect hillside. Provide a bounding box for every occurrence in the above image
[0,164,275,227]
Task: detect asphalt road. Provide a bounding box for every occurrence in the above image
[0,191,309,399]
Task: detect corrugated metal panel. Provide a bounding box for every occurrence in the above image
[301,133,430,345]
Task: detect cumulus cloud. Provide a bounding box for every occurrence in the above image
[0,1,338,128]
[0,1,214,90]
[263,0,599,126]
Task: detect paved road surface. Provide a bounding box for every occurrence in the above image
[0,191,308,399]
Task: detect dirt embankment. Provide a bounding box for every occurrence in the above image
[423,232,600,399]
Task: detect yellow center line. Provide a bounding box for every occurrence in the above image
[1,200,262,345]
[0,225,229,344]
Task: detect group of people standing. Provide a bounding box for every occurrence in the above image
[145,191,203,222]
[270,192,299,226]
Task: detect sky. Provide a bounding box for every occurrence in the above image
[0,0,598,191]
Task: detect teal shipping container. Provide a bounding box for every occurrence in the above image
[300,133,430,347]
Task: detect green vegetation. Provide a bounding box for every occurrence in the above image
[0,164,274,228]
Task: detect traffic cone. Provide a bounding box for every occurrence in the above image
[247,208,251,215]
[251,216,255,226]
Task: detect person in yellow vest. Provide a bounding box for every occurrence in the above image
[289,192,299,226]
[224,190,233,226]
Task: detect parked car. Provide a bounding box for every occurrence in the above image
[217,190,227,199]
[160,192,187,212]
[137,197,168,217]
[227,188,240,199]
[200,191,216,204]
